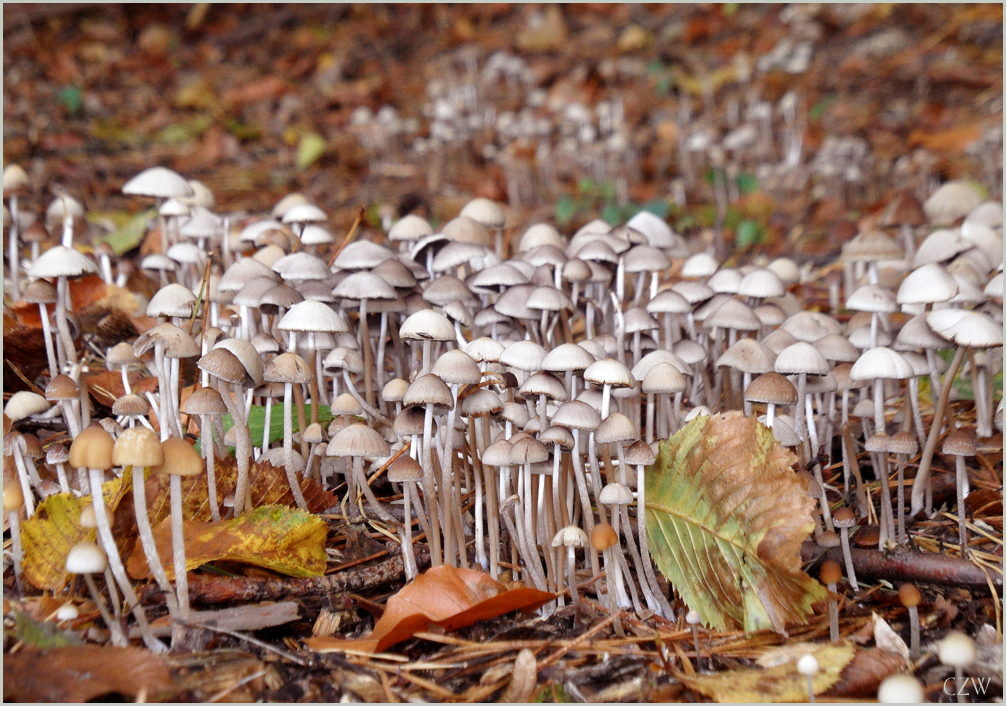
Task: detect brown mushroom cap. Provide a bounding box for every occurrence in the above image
[898,583,922,608]
[68,426,115,470]
[819,560,842,585]
[591,522,618,551]
[744,371,798,405]
[112,427,164,468]
[833,507,856,528]
[153,438,204,477]
[942,428,977,457]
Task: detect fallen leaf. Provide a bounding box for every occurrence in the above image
[8,609,83,649]
[67,274,109,313]
[822,648,905,699]
[870,612,910,667]
[102,208,156,256]
[127,504,327,580]
[296,132,327,170]
[645,412,827,633]
[141,457,337,526]
[20,468,134,591]
[679,643,856,703]
[304,565,554,654]
[3,645,174,702]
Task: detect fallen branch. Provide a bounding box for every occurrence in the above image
[142,545,430,606]
[802,543,1001,591]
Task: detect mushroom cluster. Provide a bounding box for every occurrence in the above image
[2,163,1001,668]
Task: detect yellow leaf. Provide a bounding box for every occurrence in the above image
[680,644,857,703]
[21,469,134,591]
[127,505,327,580]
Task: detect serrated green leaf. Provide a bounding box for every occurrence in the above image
[554,196,578,225]
[645,412,827,633]
[296,131,327,170]
[196,403,334,455]
[735,220,762,250]
[102,209,156,256]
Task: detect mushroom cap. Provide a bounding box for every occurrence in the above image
[153,438,203,476]
[3,481,25,512]
[198,348,249,386]
[65,541,108,574]
[403,374,454,409]
[551,525,589,549]
[331,392,364,417]
[897,263,958,304]
[926,309,1002,348]
[551,400,601,431]
[28,245,99,279]
[22,278,58,304]
[598,481,634,505]
[393,406,426,437]
[642,363,687,395]
[925,182,983,226]
[183,387,227,416]
[686,609,702,626]
[509,436,549,465]
[938,631,976,667]
[796,654,819,676]
[432,350,481,386]
[819,560,842,585]
[898,583,921,608]
[213,338,265,387]
[327,423,391,458]
[595,413,636,444]
[849,346,915,382]
[590,522,618,551]
[745,372,798,405]
[887,431,919,456]
[775,342,829,377]
[716,338,777,374]
[68,426,115,470]
[942,428,976,456]
[4,391,50,421]
[877,674,925,704]
[846,284,897,314]
[833,507,856,528]
[584,358,634,387]
[122,166,194,199]
[112,427,163,468]
[381,378,410,403]
[278,300,350,334]
[147,283,197,319]
[264,352,312,385]
[463,337,505,365]
[388,214,433,242]
[133,322,200,359]
[400,309,455,342]
[387,455,424,483]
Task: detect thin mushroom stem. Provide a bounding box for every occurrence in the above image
[84,572,129,647]
[170,473,191,620]
[282,383,309,511]
[912,347,965,515]
[839,527,858,591]
[37,303,59,378]
[908,605,920,658]
[88,468,166,652]
[955,455,969,558]
[636,463,675,619]
[826,583,839,642]
[353,456,395,523]
[422,402,443,566]
[130,465,180,616]
[8,510,23,591]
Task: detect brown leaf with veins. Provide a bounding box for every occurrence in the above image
[3,645,175,703]
[305,566,554,654]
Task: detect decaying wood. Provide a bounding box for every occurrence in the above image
[142,546,430,606]
[802,543,1001,590]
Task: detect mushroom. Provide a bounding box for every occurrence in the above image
[551,525,588,621]
[65,541,129,647]
[3,164,30,299]
[69,426,165,651]
[833,507,858,591]
[45,443,71,494]
[942,429,977,558]
[797,653,819,704]
[402,373,454,566]
[182,387,227,521]
[112,427,179,619]
[263,352,313,510]
[400,309,456,376]
[598,481,644,614]
[898,583,921,659]
[877,674,925,704]
[590,522,624,637]
[327,423,395,524]
[509,436,550,592]
[153,437,204,620]
[28,245,98,371]
[774,342,829,450]
[887,431,918,544]
[133,323,200,441]
[686,609,704,670]
[388,456,424,580]
[4,481,25,591]
[939,631,976,704]
[820,560,842,642]
[22,279,59,377]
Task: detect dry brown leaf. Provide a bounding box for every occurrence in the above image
[3,645,174,702]
[822,648,906,699]
[870,612,911,667]
[304,565,554,654]
[86,371,158,406]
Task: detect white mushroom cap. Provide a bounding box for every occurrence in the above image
[65,541,108,574]
[122,166,194,199]
[796,654,819,676]
[938,631,976,667]
[877,674,924,703]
